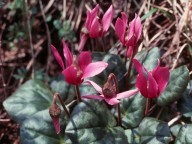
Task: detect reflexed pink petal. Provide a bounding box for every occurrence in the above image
[62,40,73,67]
[116,89,138,99]
[78,34,88,52]
[126,32,136,46]
[115,18,126,44]
[82,62,108,79]
[85,80,103,94]
[121,12,128,24]
[51,117,60,134]
[153,67,170,95]
[134,14,142,42]
[105,98,120,105]
[133,59,143,73]
[85,4,99,30]
[135,74,148,98]
[82,94,104,100]
[101,5,113,35]
[51,45,64,69]
[147,72,158,98]
[78,51,92,72]
[151,59,160,75]
[62,66,82,85]
[126,46,133,58]
[89,17,100,38]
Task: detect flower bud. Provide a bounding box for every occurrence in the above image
[49,103,61,134]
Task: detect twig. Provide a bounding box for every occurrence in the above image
[0,41,7,99]
[171,43,187,70]
[39,0,51,84]
[24,0,34,79]
[168,114,182,127]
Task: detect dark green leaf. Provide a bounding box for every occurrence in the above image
[91,52,126,91]
[177,80,192,117]
[157,66,189,106]
[135,47,160,71]
[124,117,171,144]
[3,80,53,124]
[120,93,146,128]
[170,124,182,137]
[124,129,140,144]
[138,117,171,144]
[50,80,75,104]
[65,100,127,143]
[20,109,68,144]
[175,124,192,144]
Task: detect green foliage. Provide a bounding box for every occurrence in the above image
[3,80,53,124]
[20,110,67,144]
[170,124,182,137]
[175,124,192,144]
[120,93,146,128]
[65,100,127,143]
[91,52,126,91]
[3,80,69,143]
[157,66,190,106]
[53,20,75,41]
[177,80,192,117]
[125,117,171,144]
[135,47,160,71]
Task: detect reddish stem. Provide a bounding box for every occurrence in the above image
[75,85,81,103]
[53,93,70,118]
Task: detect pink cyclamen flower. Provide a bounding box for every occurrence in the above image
[51,40,108,85]
[78,4,114,51]
[133,59,170,98]
[115,12,142,57]
[82,80,138,105]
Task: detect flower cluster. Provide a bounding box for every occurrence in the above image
[50,4,170,134]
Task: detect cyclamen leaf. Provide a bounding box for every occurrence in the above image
[20,109,68,144]
[157,66,189,106]
[91,52,126,91]
[65,100,127,143]
[175,124,192,144]
[3,80,53,124]
[124,117,171,144]
[177,80,192,117]
[120,92,146,128]
[134,47,160,71]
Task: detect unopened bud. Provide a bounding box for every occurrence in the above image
[49,103,61,118]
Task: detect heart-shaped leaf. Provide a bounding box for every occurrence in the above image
[65,100,127,143]
[157,66,189,106]
[20,109,68,144]
[50,80,75,103]
[120,93,146,128]
[177,80,192,117]
[124,128,140,144]
[138,117,171,144]
[135,47,160,71]
[3,80,53,124]
[175,124,192,144]
[170,124,182,137]
[124,117,171,144]
[91,52,126,91]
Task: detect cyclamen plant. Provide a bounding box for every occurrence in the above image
[3,3,190,144]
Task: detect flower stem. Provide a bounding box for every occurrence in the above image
[125,51,134,90]
[107,73,121,126]
[117,103,122,126]
[75,85,81,103]
[102,37,106,52]
[145,98,150,116]
[53,93,70,118]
